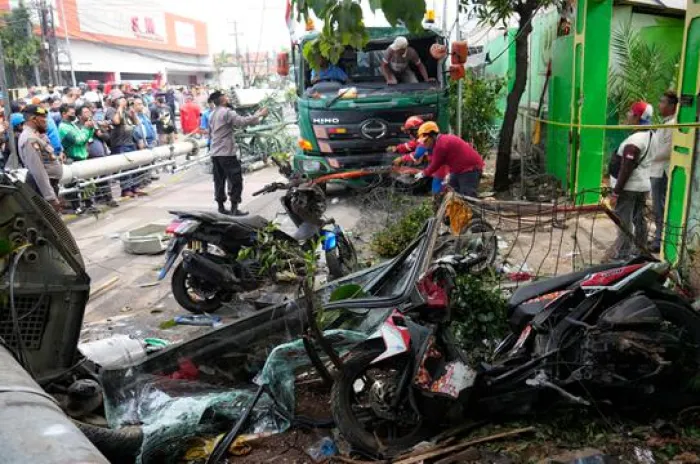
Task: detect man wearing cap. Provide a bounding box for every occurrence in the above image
[208,90,268,216]
[414,122,484,198]
[18,105,63,211]
[608,101,655,261]
[381,36,432,85]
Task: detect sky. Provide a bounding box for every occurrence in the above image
[164,0,462,57]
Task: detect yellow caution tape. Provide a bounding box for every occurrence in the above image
[524,113,700,131]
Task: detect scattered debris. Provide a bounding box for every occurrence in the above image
[543,448,611,464]
[174,314,223,327]
[78,334,147,368]
[307,436,337,462]
[121,223,170,255]
[138,281,161,288]
[393,427,535,464]
[159,319,178,330]
[635,447,655,464]
[89,276,120,300]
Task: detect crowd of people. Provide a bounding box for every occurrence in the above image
[0,83,214,214]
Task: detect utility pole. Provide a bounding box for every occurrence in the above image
[455,0,463,137]
[0,39,18,169]
[39,0,59,85]
[227,19,246,88]
[26,13,41,86]
[58,0,76,86]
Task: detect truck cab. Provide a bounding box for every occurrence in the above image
[291,27,449,184]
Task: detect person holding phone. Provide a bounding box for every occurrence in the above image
[105,92,145,198]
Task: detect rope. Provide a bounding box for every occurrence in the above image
[525,113,700,131]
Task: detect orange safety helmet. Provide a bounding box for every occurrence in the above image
[403,116,424,131]
[417,121,440,142]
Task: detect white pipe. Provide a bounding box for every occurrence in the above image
[59,140,205,185]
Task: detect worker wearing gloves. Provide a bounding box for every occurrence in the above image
[388,116,423,155]
[414,122,484,198]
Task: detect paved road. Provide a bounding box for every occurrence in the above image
[70,164,362,343]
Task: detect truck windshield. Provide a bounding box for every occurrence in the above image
[300,35,442,94]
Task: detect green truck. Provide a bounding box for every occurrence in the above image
[289,27,450,185]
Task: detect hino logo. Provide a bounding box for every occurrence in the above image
[312,118,340,124]
[360,119,388,140]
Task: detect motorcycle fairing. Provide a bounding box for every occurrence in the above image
[369,310,413,364]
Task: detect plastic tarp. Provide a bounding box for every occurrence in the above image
[102,328,367,462]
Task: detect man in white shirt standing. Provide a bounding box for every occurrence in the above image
[609,101,655,261]
[649,90,678,253]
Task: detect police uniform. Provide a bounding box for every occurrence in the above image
[18,106,63,201]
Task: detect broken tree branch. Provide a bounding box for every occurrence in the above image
[393,427,535,464]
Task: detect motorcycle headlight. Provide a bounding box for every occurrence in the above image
[301,160,322,172]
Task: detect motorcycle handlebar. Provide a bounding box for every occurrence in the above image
[252,182,287,197]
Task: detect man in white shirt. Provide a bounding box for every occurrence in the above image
[649,91,677,252]
[610,101,654,261]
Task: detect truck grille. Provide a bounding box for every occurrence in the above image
[0,294,51,351]
[309,105,438,156]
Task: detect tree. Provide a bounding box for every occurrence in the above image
[0,2,40,87]
[464,0,562,192]
[608,21,679,122]
[291,0,427,70]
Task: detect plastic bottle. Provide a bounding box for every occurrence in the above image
[307,437,337,462]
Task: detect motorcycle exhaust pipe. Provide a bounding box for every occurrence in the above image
[182,252,238,287]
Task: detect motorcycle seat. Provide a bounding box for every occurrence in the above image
[169,210,268,229]
[508,263,619,309]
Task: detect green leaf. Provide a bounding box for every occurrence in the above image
[329,284,367,302]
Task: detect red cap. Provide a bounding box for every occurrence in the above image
[630,101,649,117]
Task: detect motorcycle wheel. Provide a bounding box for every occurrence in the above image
[171,261,223,314]
[326,233,358,280]
[331,346,429,458]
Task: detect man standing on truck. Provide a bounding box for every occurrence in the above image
[208,90,268,216]
[414,122,484,198]
[381,36,432,85]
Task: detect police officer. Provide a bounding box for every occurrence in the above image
[18,105,63,212]
[208,90,268,216]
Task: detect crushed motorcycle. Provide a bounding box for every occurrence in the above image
[330,255,700,457]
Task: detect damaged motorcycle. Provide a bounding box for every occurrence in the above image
[331,257,700,457]
[159,173,357,313]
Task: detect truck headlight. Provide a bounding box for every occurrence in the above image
[301,160,322,172]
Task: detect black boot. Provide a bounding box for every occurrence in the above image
[231,203,248,216]
[217,202,231,215]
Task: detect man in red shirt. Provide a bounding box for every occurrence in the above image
[415,122,484,198]
[179,95,201,136]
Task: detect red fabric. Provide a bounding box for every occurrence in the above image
[423,134,484,178]
[396,139,418,154]
[180,102,201,135]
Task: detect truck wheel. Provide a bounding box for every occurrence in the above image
[171,261,223,313]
